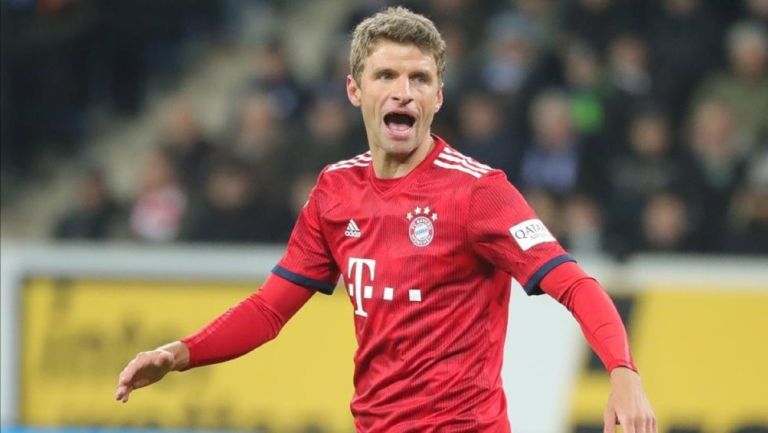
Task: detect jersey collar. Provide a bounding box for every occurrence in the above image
[367,134,447,198]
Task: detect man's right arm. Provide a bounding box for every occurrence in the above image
[115,273,315,403]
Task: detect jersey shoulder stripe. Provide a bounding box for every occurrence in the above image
[325,151,372,172]
[433,146,494,178]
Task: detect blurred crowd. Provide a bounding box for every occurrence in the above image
[5,0,768,257]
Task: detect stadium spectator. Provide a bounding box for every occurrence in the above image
[649,0,723,127]
[637,191,693,252]
[602,34,655,149]
[561,40,605,138]
[228,92,293,204]
[181,158,291,243]
[491,0,560,51]
[694,21,768,149]
[681,98,747,252]
[728,147,768,253]
[128,150,187,242]
[245,40,306,124]
[295,95,364,175]
[53,168,122,240]
[520,90,584,195]
[605,111,682,255]
[157,98,215,199]
[477,17,544,128]
[561,0,643,55]
[456,92,522,181]
[561,194,604,254]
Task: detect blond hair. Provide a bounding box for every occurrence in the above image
[349,6,446,84]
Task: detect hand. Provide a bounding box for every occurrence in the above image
[604,367,657,433]
[115,342,188,403]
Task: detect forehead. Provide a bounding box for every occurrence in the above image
[364,40,438,73]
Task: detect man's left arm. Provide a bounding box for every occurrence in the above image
[540,261,657,433]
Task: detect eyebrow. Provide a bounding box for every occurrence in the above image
[372,67,397,76]
[410,71,431,82]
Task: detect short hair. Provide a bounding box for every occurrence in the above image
[349,6,446,84]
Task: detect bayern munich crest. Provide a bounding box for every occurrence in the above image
[406,205,437,247]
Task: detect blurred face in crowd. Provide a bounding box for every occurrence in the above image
[564,43,600,89]
[236,93,278,159]
[79,172,108,210]
[308,99,349,143]
[564,195,602,237]
[347,39,443,165]
[631,115,669,158]
[142,152,176,192]
[208,169,251,210]
[643,193,688,250]
[163,101,201,148]
[609,36,647,73]
[690,100,736,161]
[747,0,768,19]
[459,94,501,140]
[729,28,767,81]
[531,92,573,150]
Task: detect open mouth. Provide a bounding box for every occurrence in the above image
[384,112,416,137]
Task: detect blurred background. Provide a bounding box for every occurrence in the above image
[1,0,766,432]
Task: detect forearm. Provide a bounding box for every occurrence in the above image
[540,261,636,372]
[180,273,315,370]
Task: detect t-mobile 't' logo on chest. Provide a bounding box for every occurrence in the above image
[347,257,421,317]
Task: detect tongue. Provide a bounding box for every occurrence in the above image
[388,122,411,132]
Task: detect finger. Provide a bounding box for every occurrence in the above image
[634,415,646,433]
[604,411,617,433]
[117,366,140,390]
[115,384,132,403]
[647,414,656,433]
[621,416,636,433]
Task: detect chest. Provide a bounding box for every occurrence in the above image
[320,182,478,317]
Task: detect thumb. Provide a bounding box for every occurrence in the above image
[604,409,617,433]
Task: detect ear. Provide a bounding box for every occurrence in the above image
[346,75,362,107]
[435,81,445,112]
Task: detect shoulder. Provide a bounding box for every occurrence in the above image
[321,151,372,176]
[432,144,508,184]
[311,151,371,197]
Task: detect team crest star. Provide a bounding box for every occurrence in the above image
[406,212,413,220]
[424,206,431,215]
[431,213,438,221]
[415,207,422,215]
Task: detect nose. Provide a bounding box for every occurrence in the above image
[391,76,413,105]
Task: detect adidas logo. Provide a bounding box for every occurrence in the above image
[345,219,362,238]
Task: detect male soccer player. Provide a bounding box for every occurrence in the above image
[116,7,656,433]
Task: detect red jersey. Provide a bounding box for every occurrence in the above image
[274,135,572,433]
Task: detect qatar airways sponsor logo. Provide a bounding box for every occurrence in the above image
[509,219,556,251]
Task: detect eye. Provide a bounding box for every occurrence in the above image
[411,74,430,84]
[377,71,395,80]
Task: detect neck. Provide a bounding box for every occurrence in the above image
[371,135,435,179]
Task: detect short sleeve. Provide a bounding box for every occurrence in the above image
[468,171,573,295]
[273,179,340,295]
